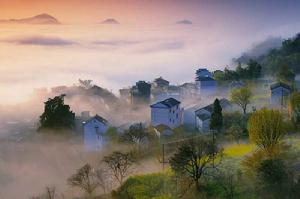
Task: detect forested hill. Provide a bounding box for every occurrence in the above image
[235,33,300,74]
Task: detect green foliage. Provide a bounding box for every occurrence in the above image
[258,158,287,186]
[104,127,119,143]
[256,158,292,199]
[276,65,296,84]
[112,173,174,199]
[213,60,261,82]
[210,98,223,132]
[248,108,285,152]
[289,92,300,126]
[230,87,252,115]
[248,33,300,75]
[38,95,75,131]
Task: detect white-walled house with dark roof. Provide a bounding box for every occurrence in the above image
[195,98,232,132]
[270,82,292,107]
[83,115,109,151]
[150,98,184,128]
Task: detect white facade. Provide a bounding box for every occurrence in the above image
[196,78,217,94]
[151,98,183,128]
[83,116,109,151]
[271,86,291,107]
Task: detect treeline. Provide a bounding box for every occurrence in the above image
[213,59,262,81]
[236,33,300,75]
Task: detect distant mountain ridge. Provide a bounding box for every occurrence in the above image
[100,18,120,24]
[176,19,193,25]
[0,14,60,25]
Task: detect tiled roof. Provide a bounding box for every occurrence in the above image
[84,115,108,125]
[270,82,292,91]
[197,113,211,121]
[151,98,181,108]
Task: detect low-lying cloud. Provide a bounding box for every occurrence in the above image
[139,41,184,53]
[2,35,75,46]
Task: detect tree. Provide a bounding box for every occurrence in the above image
[257,158,290,198]
[39,95,75,131]
[248,108,285,152]
[103,151,134,185]
[226,125,244,144]
[247,59,262,79]
[210,98,223,132]
[121,123,149,150]
[79,79,93,89]
[230,87,252,115]
[169,137,222,190]
[276,65,295,84]
[288,92,300,125]
[67,164,98,197]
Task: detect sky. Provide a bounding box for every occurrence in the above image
[0,0,300,104]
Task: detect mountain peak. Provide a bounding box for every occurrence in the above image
[176,19,193,25]
[0,14,60,25]
[100,18,120,24]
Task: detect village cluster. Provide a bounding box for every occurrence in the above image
[76,68,291,151]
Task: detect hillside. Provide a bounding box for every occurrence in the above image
[0,13,60,25]
[235,33,300,74]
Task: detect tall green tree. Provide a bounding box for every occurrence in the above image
[248,108,285,152]
[289,92,300,125]
[39,95,75,131]
[210,98,223,132]
[230,87,252,115]
[276,65,295,84]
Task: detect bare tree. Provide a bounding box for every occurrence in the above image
[95,168,112,194]
[67,164,98,197]
[103,151,134,185]
[169,138,222,190]
[45,186,57,199]
[79,79,93,89]
[30,186,57,199]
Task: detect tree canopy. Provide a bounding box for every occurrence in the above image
[248,108,285,151]
[230,87,252,115]
[210,98,223,132]
[39,95,75,131]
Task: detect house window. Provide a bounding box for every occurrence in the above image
[169,119,171,122]
[173,110,175,114]
[176,113,178,118]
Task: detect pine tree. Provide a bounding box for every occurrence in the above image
[210,98,223,132]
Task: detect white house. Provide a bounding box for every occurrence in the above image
[150,98,184,128]
[196,76,217,94]
[270,82,292,107]
[83,115,109,151]
[195,99,231,132]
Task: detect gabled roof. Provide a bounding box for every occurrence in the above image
[197,113,211,121]
[154,77,169,84]
[196,68,210,73]
[151,98,181,108]
[195,98,231,113]
[84,114,108,125]
[196,76,215,81]
[270,82,292,91]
